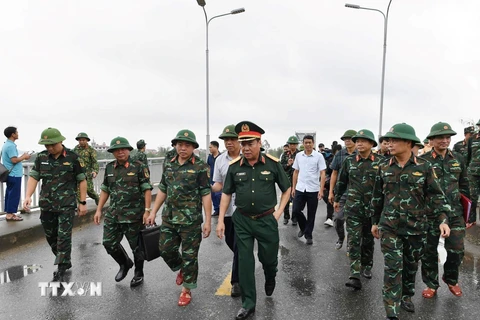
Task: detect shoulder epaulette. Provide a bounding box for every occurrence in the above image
[229,156,241,165]
[265,154,279,162]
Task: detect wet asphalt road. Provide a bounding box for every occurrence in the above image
[1,202,480,320]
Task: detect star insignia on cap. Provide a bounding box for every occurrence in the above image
[44,135,48,139]
[242,124,250,132]
[225,129,230,132]
[184,132,189,137]
[116,140,120,144]
[443,125,448,129]
[360,131,364,134]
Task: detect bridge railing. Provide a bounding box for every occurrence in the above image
[0,157,164,213]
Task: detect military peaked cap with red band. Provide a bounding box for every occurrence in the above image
[235,121,265,141]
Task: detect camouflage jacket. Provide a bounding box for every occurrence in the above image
[370,153,451,235]
[159,154,211,225]
[453,140,468,160]
[223,153,291,215]
[280,149,299,180]
[73,144,99,176]
[421,149,470,220]
[131,151,148,165]
[100,157,152,223]
[467,133,480,176]
[30,147,86,212]
[334,152,384,217]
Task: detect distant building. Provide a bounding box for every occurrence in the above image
[91,139,109,152]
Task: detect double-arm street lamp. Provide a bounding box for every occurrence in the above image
[197,0,245,160]
[345,0,393,139]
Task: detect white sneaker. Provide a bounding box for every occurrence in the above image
[324,218,334,227]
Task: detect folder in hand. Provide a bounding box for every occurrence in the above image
[460,194,472,223]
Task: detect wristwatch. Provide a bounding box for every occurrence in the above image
[79,201,87,205]
[145,208,152,212]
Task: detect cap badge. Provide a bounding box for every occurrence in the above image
[360,131,364,134]
[44,135,48,139]
[242,124,250,132]
[225,129,230,132]
[184,132,189,137]
[443,125,448,129]
[116,140,120,144]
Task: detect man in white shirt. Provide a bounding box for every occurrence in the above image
[292,135,326,245]
[212,125,241,297]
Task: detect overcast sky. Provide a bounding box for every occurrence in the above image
[1,0,478,153]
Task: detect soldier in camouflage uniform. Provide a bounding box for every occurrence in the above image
[467,119,480,226]
[420,122,470,299]
[23,128,87,282]
[73,132,100,205]
[370,123,451,320]
[147,129,211,307]
[94,137,152,287]
[131,139,148,165]
[280,136,299,225]
[453,126,474,159]
[334,129,383,290]
[216,121,291,320]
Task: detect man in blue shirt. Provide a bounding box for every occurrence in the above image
[207,140,221,216]
[2,126,31,221]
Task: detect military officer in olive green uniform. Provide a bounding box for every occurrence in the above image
[370,123,451,320]
[23,128,87,282]
[147,129,211,307]
[73,132,100,205]
[420,122,470,299]
[334,129,383,290]
[132,139,148,165]
[94,137,152,287]
[453,126,474,159]
[217,121,291,320]
[280,136,300,225]
[467,119,480,226]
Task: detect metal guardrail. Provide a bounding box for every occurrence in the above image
[0,157,164,213]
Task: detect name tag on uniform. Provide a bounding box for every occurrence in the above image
[260,171,271,175]
[63,162,71,165]
[41,162,50,165]
[384,172,393,176]
[373,166,379,169]
[187,170,195,173]
[452,162,460,167]
[412,172,423,176]
[107,174,114,177]
[236,172,246,176]
[127,172,135,176]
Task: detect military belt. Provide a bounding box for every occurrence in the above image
[238,208,275,220]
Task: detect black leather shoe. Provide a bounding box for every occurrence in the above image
[362,268,372,279]
[231,283,241,297]
[306,238,313,245]
[130,271,144,287]
[292,220,298,226]
[265,279,276,296]
[115,259,133,282]
[298,229,305,238]
[236,307,255,320]
[283,219,289,225]
[345,277,362,290]
[401,298,415,313]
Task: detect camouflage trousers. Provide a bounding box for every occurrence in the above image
[77,177,99,205]
[469,174,480,223]
[158,221,202,290]
[380,230,425,318]
[102,218,143,258]
[345,214,374,278]
[40,210,75,266]
[421,216,465,289]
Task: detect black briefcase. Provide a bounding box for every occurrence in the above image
[138,225,161,261]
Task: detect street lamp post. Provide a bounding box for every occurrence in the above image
[345,0,393,139]
[197,1,245,160]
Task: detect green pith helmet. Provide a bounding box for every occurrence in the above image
[286,135,300,144]
[352,129,377,147]
[107,136,133,153]
[299,145,305,151]
[415,142,424,149]
[171,129,199,149]
[38,127,66,145]
[75,132,90,141]
[136,139,146,149]
[464,126,475,134]
[219,125,238,139]
[341,129,357,141]
[426,122,457,139]
[382,123,421,143]
[423,138,429,144]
